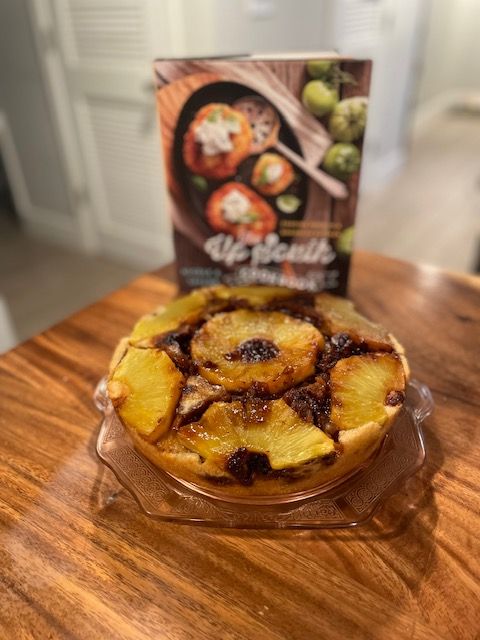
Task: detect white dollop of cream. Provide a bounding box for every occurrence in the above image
[264,162,284,184]
[194,114,241,156]
[221,189,252,224]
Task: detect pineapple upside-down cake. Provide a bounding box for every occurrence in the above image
[107,286,409,496]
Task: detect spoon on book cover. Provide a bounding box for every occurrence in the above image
[233,95,348,200]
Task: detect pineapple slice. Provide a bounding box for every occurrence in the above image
[129,286,295,346]
[177,399,334,471]
[107,347,184,442]
[215,285,295,307]
[315,293,392,351]
[130,289,214,346]
[330,353,405,430]
[245,400,334,469]
[176,402,245,461]
[191,309,324,393]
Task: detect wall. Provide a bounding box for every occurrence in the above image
[355,0,427,190]
[0,0,70,216]
[211,0,334,55]
[173,0,334,57]
[416,0,480,107]
[170,0,425,193]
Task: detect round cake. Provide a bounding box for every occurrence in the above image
[107,286,409,496]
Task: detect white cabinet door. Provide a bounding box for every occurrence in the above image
[51,0,176,267]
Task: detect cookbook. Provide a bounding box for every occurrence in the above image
[153,53,371,294]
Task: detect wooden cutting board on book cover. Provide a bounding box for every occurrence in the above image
[155,59,333,166]
[155,72,221,199]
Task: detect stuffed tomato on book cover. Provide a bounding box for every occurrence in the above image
[153,53,371,294]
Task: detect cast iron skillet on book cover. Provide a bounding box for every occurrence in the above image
[172,81,309,238]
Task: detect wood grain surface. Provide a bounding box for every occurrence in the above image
[0,252,479,640]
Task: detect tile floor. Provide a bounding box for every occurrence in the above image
[0,216,141,349]
[0,109,479,351]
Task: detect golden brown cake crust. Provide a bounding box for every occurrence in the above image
[127,421,391,498]
[107,286,409,497]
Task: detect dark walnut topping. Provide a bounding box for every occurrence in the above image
[273,450,340,483]
[202,360,218,370]
[283,377,331,429]
[317,332,368,372]
[208,297,250,314]
[385,390,405,406]
[241,394,270,423]
[175,375,228,426]
[248,381,272,397]
[262,294,323,329]
[154,325,194,373]
[323,423,340,442]
[226,447,272,485]
[227,383,273,423]
[225,338,280,364]
[321,451,338,466]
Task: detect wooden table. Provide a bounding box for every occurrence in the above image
[1,251,479,640]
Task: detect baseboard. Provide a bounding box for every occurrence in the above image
[360,89,475,193]
[0,112,32,216]
[22,207,81,251]
[0,297,18,354]
[0,111,84,253]
[412,90,463,134]
[23,210,175,268]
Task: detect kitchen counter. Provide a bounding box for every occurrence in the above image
[0,251,479,639]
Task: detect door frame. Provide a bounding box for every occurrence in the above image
[0,111,32,220]
[27,0,185,264]
[27,0,100,252]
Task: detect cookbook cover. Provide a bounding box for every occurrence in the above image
[153,54,371,294]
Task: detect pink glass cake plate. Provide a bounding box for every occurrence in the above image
[94,378,433,529]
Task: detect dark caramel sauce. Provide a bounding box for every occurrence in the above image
[225,338,280,364]
[385,390,405,406]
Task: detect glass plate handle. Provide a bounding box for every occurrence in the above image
[93,376,108,412]
[408,378,434,423]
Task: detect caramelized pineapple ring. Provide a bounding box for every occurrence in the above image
[191,309,324,393]
[215,285,295,307]
[129,287,233,347]
[129,285,294,347]
[330,353,405,430]
[315,293,393,351]
[177,399,334,470]
[107,347,184,442]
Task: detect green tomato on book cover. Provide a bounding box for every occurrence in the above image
[336,226,355,255]
[306,60,335,80]
[322,143,361,180]
[302,80,339,117]
[329,97,368,142]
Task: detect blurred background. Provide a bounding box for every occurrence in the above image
[1,0,479,351]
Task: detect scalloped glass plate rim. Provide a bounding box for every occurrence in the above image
[94,378,433,529]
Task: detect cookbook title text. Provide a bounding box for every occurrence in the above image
[204,232,335,267]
